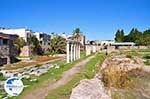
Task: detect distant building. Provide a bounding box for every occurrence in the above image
[0,32,18,66]
[34,32,51,51]
[34,32,50,43]
[0,28,33,42]
[50,32,67,40]
[94,40,135,46]
[111,42,135,46]
[60,33,67,39]
[111,42,135,49]
[50,32,57,39]
[93,40,114,46]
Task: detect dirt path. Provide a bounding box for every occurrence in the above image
[21,54,96,99]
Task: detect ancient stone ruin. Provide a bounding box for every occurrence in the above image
[70,54,145,99]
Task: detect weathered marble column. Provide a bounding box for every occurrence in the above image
[66,40,81,63]
[70,43,73,62]
[66,42,70,63]
[73,44,76,61]
[77,44,80,59]
[76,43,78,59]
[75,43,78,59]
[79,44,80,58]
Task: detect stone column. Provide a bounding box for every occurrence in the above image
[66,42,70,63]
[76,44,79,59]
[73,44,76,61]
[79,44,80,58]
[75,43,78,59]
[70,43,73,62]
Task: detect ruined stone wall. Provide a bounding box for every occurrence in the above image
[118,46,132,49]
[92,46,96,53]
[0,46,11,64]
[85,45,92,56]
[132,46,149,50]
[0,45,9,56]
[85,45,100,56]
[19,45,31,57]
[112,45,149,50]
[107,46,116,54]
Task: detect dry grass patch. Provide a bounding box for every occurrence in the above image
[101,65,136,89]
[4,56,60,70]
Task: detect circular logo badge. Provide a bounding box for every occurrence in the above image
[4,77,24,96]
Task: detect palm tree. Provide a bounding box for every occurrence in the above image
[73,28,82,41]
[50,35,66,54]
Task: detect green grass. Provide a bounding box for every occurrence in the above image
[45,53,106,99]
[123,49,150,65]
[136,50,150,65]
[0,90,7,99]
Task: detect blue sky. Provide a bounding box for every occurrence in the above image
[0,0,150,40]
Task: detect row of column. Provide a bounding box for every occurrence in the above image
[67,41,80,63]
[85,45,97,56]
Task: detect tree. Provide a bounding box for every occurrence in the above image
[14,37,26,48]
[143,29,150,45]
[123,35,130,42]
[73,28,82,41]
[50,35,66,54]
[115,29,124,42]
[27,35,39,46]
[27,35,43,55]
[127,28,143,45]
[14,37,26,54]
[115,28,150,46]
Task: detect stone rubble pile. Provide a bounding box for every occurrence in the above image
[0,63,60,78]
[101,55,144,72]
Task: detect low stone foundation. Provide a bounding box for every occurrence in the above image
[19,45,31,57]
